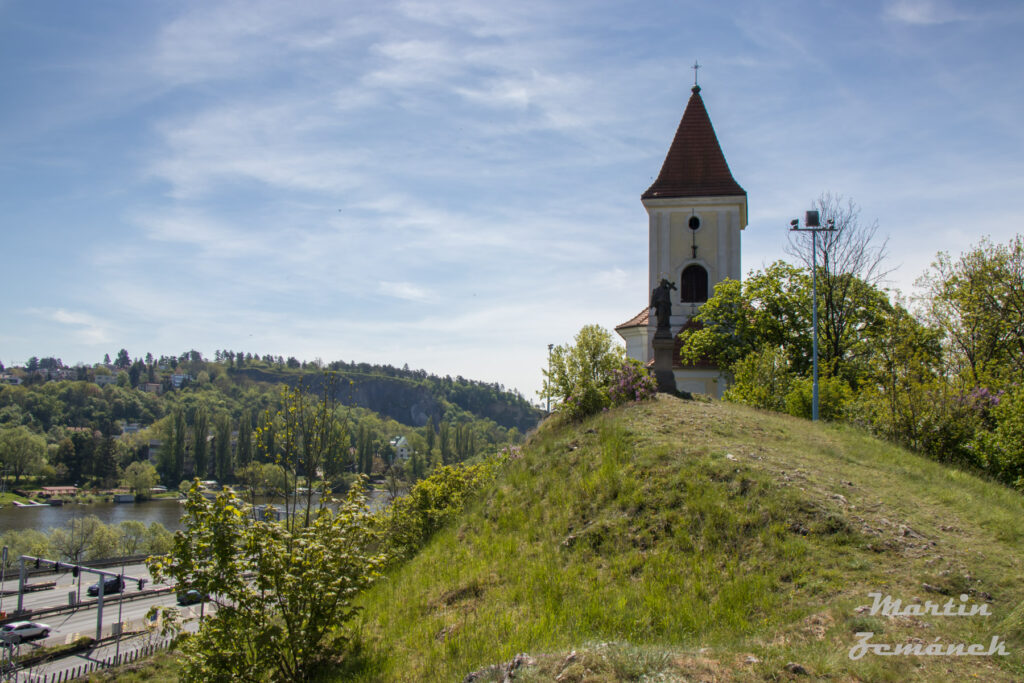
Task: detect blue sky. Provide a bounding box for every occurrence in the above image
[2,0,1022,400]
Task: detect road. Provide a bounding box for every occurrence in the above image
[0,562,191,644]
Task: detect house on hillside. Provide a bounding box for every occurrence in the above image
[390,436,410,460]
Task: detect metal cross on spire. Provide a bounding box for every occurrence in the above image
[692,60,701,87]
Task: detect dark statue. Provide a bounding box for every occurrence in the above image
[650,278,676,335]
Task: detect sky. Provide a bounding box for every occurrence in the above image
[2,0,1023,400]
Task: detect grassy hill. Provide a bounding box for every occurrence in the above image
[345,395,1024,681]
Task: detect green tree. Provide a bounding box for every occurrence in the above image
[148,482,385,681]
[787,193,891,380]
[214,413,232,483]
[122,460,159,499]
[542,325,624,405]
[918,235,1024,388]
[236,410,253,469]
[160,408,186,485]
[0,425,46,484]
[191,407,209,479]
[118,520,148,555]
[722,345,794,412]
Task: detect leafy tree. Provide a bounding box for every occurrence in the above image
[542,325,624,406]
[191,407,209,479]
[786,193,892,380]
[26,357,39,372]
[917,235,1024,388]
[50,515,104,563]
[122,460,159,499]
[214,413,233,482]
[148,482,385,681]
[0,529,51,568]
[118,520,148,555]
[0,425,46,484]
[160,408,186,485]
[115,348,131,370]
[721,345,794,412]
[679,262,810,375]
[236,410,253,469]
[93,434,119,486]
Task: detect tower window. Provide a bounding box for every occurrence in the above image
[680,265,708,303]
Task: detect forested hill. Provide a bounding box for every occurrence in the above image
[231,366,539,432]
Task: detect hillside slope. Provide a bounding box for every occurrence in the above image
[230,367,540,432]
[348,395,1024,682]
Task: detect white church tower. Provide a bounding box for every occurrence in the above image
[616,84,747,396]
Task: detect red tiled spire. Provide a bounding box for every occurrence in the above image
[642,86,746,200]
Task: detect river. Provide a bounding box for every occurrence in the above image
[0,490,396,536]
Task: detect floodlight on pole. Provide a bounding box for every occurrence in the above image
[790,211,836,421]
[546,344,554,414]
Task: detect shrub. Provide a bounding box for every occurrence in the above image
[722,345,793,412]
[382,462,497,562]
[608,359,657,406]
[784,375,852,421]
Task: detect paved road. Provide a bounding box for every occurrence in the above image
[1,562,154,615]
[0,561,190,646]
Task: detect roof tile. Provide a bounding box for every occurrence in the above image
[642,86,745,200]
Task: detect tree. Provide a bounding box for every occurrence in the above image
[115,348,131,370]
[118,520,148,555]
[122,460,159,499]
[917,235,1024,388]
[541,325,624,406]
[94,434,119,486]
[214,413,233,483]
[50,515,104,563]
[236,410,253,469]
[160,408,186,485]
[148,483,385,681]
[678,265,805,377]
[191,408,209,479]
[786,193,892,380]
[0,425,46,484]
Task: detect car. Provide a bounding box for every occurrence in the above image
[176,589,206,606]
[0,621,50,643]
[86,576,125,597]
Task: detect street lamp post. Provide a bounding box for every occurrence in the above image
[546,344,554,413]
[790,210,835,422]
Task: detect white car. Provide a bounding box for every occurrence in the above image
[0,621,51,643]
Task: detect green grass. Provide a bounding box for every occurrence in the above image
[344,395,1024,682]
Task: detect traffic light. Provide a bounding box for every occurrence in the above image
[72,566,79,578]
[138,579,147,591]
[54,562,61,573]
[34,558,40,569]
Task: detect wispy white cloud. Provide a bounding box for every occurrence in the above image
[48,309,111,344]
[379,280,435,302]
[882,0,968,25]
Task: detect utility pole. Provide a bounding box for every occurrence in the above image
[790,210,836,421]
[546,344,554,414]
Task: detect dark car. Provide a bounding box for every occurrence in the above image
[176,589,206,606]
[86,576,125,597]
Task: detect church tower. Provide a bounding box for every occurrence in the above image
[616,84,747,396]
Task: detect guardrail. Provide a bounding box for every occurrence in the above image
[0,585,176,625]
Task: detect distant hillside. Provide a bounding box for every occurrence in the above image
[230,366,540,433]
[349,396,1024,681]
